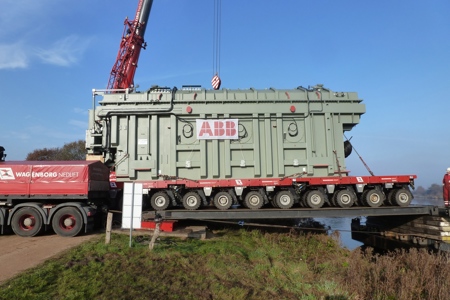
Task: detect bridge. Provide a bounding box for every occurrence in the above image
[142,205,450,252]
[144,205,441,220]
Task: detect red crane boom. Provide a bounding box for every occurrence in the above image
[107,0,153,90]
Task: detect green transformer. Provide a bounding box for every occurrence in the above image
[86,84,365,182]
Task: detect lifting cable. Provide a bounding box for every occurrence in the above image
[211,0,222,90]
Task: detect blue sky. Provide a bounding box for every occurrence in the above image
[1,0,449,189]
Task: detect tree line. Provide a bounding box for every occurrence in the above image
[413,184,443,199]
[25,140,86,161]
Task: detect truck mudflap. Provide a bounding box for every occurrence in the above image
[0,207,7,234]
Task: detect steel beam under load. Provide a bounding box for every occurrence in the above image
[144,205,441,220]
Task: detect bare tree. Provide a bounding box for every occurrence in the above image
[26,147,59,161]
[54,140,86,160]
[26,140,86,161]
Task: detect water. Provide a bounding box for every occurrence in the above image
[315,197,444,250]
[314,216,363,250]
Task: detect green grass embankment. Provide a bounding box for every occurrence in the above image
[1,229,450,300]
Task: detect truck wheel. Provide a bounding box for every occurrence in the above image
[244,191,264,210]
[390,188,413,207]
[334,189,356,208]
[150,192,170,210]
[52,207,83,237]
[275,190,294,209]
[305,190,325,209]
[182,192,202,210]
[362,189,385,207]
[213,192,233,210]
[11,207,44,237]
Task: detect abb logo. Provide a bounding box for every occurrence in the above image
[196,119,238,140]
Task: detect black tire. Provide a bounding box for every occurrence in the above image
[275,190,294,209]
[344,140,353,158]
[244,191,264,210]
[150,192,171,210]
[182,192,202,210]
[330,192,338,207]
[269,198,279,208]
[213,191,233,210]
[362,189,385,207]
[299,192,308,208]
[11,207,44,237]
[305,190,326,209]
[52,207,84,237]
[390,188,413,207]
[334,189,356,208]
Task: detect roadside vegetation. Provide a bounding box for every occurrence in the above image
[1,229,450,300]
[25,140,85,161]
[414,184,444,199]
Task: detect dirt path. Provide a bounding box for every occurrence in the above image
[0,233,99,284]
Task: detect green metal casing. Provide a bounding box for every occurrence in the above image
[86,85,365,182]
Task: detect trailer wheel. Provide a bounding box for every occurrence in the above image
[150,192,171,210]
[275,190,294,209]
[213,192,233,210]
[329,193,338,207]
[244,191,264,210]
[305,190,325,209]
[182,192,202,210]
[11,207,44,237]
[390,188,413,207]
[299,192,308,208]
[333,189,356,208]
[362,189,385,207]
[52,207,83,237]
[269,198,279,208]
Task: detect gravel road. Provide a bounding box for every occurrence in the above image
[0,233,99,283]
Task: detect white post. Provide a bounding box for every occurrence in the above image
[129,182,135,248]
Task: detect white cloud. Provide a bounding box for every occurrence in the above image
[73,108,89,115]
[0,1,60,40]
[0,43,28,69]
[0,35,93,69]
[34,35,92,67]
[3,130,31,141]
[69,120,88,129]
[0,1,47,33]
[0,1,92,69]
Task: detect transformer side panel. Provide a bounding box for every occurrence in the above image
[309,113,331,177]
[123,113,347,181]
[115,116,130,178]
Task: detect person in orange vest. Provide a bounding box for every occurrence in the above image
[443,168,450,207]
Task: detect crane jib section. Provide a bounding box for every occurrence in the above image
[107,0,154,90]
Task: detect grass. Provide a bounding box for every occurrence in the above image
[1,229,450,300]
